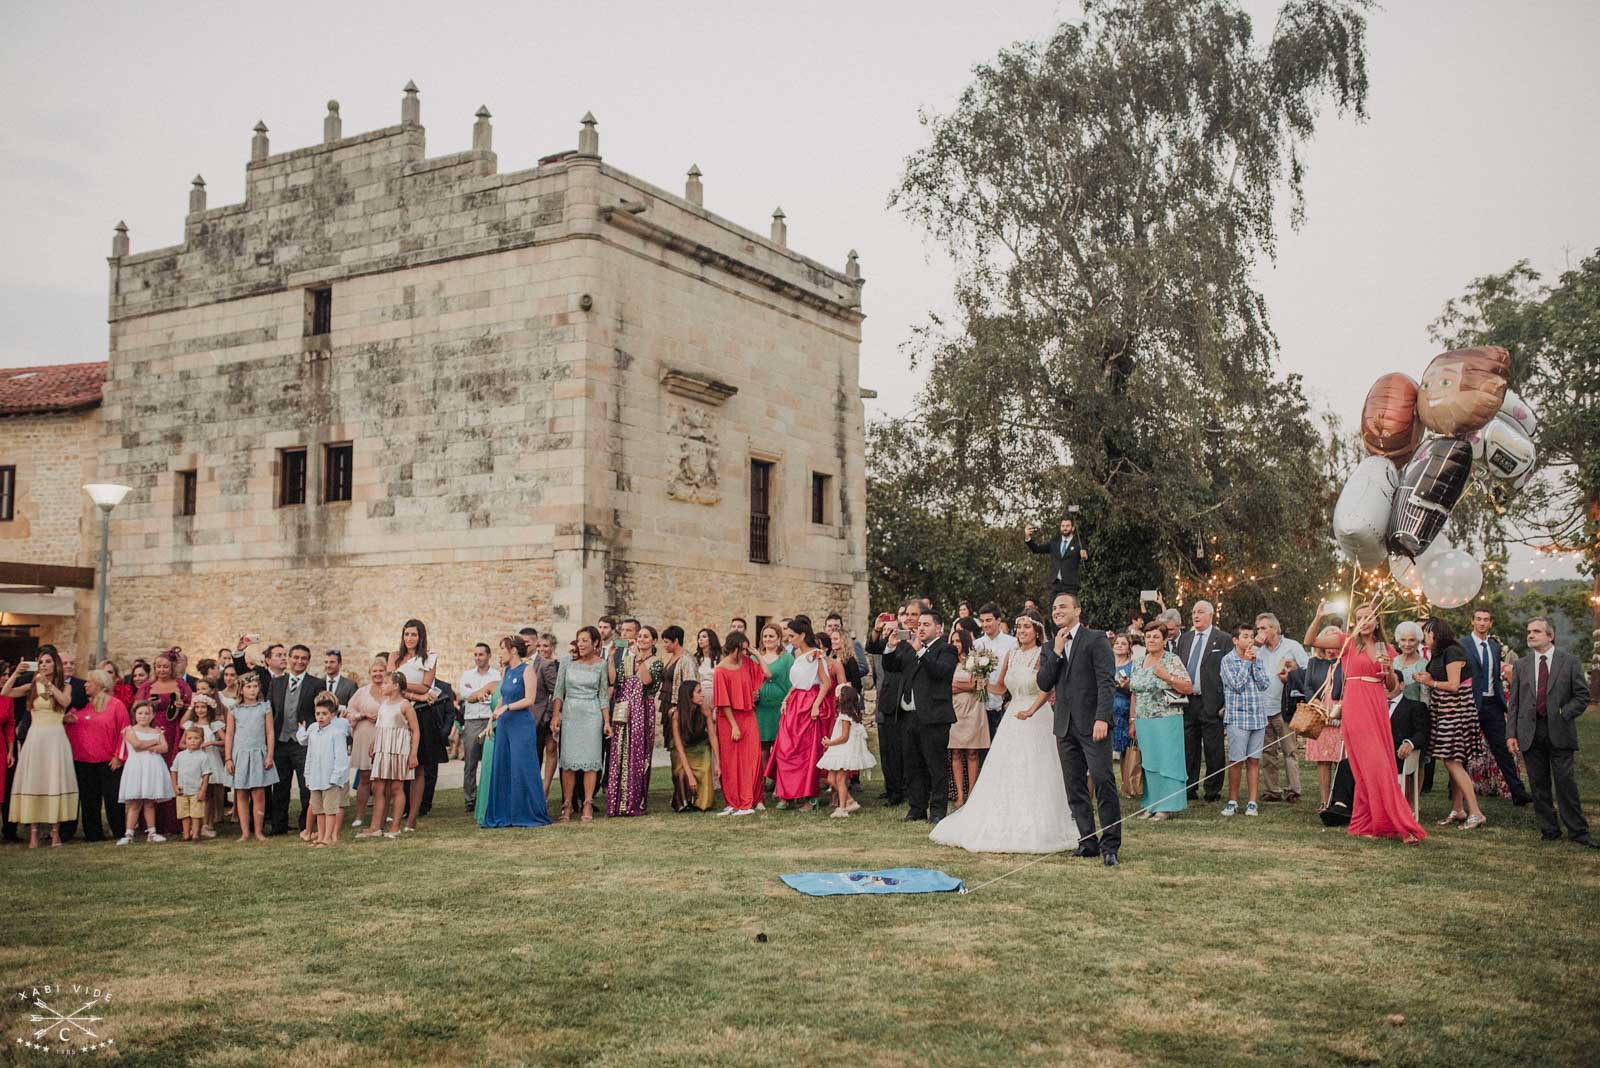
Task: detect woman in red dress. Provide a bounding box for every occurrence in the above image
[712,632,769,815]
[1316,605,1426,843]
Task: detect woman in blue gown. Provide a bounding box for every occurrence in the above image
[479,635,551,828]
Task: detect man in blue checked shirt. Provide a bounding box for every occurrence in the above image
[1220,623,1272,817]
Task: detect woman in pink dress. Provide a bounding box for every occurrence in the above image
[1315,605,1425,843]
[766,618,834,809]
[135,651,193,835]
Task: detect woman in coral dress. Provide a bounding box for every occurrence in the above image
[1315,605,1425,843]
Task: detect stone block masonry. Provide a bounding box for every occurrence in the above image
[90,84,868,675]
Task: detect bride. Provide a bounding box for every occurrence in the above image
[930,613,1078,854]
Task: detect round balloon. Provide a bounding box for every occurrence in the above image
[1420,548,1484,609]
[1390,539,1451,595]
[1417,346,1511,437]
[1386,437,1474,560]
[1334,456,1400,568]
[1360,373,1424,463]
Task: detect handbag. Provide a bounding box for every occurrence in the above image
[611,699,630,724]
[1289,700,1329,739]
[1126,746,1144,797]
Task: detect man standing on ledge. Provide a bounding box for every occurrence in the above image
[1037,592,1120,867]
[1024,517,1089,602]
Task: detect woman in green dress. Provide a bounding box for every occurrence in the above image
[1129,620,1194,820]
[754,621,793,780]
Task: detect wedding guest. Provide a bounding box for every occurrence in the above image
[865,606,911,806]
[818,687,875,817]
[391,619,442,829]
[218,662,241,712]
[1315,605,1424,843]
[1507,617,1596,848]
[345,656,387,829]
[974,602,1018,742]
[456,643,501,814]
[1111,635,1135,796]
[883,607,958,825]
[713,631,769,817]
[552,626,609,823]
[58,654,88,713]
[607,626,663,817]
[768,617,833,810]
[1461,608,1532,805]
[0,679,14,836]
[946,626,989,809]
[297,693,351,845]
[479,635,551,829]
[754,622,793,780]
[694,629,721,779]
[66,669,129,843]
[169,726,211,843]
[1391,621,1431,797]
[1280,623,1345,808]
[3,648,77,848]
[100,660,133,710]
[1174,601,1227,803]
[1128,620,1192,822]
[533,632,562,800]
[664,626,714,812]
[181,686,228,836]
[360,671,420,840]
[135,651,191,836]
[116,700,174,844]
[1219,624,1270,817]
[1023,516,1089,601]
[268,644,319,836]
[1252,613,1307,804]
[224,673,278,842]
[1419,618,1486,829]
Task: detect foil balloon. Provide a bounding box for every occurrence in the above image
[1334,456,1400,568]
[1386,437,1474,559]
[1417,345,1511,437]
[1489,465,1536,508]
[1420,548,1484,609]
[1360,373,1424,463]
[1471,417,1537,481]
[1495,387,1537,438]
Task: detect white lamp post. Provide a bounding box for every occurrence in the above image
[82,483,132,663]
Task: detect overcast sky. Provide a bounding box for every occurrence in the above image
[2,1,1593,579]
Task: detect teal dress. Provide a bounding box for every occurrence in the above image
[755,650,794,744]
[473,682,502,825]
[1131,651,1188,814]
[554,658,607,771]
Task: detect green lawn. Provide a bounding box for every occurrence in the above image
[4,720,1599,1067]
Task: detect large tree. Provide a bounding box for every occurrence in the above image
[885,0,1370,626]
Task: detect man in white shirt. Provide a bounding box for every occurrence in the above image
[1253,613,1308,803]
[974,601,1019,741]
[456,642,502,813]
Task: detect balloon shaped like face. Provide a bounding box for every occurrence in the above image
[1360,373,1424,463]
[1334,456,1401,568]
[1386,437,1474,560]
[1416,346,1511,437]
[1421,548,1484,610]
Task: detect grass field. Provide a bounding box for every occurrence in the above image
[4,719,1599,1068]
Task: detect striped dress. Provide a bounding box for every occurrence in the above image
[1426,645,1480,763]
[370,698,415,781]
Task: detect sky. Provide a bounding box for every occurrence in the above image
[2,0,1593,579]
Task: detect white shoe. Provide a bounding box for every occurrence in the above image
[200,826,217,838]
[846,800,861,814]
[754,802,766,812]
[1221,801,1237,817]
[715,806,736,817]
[146,832,168,843]
[116,835,132,846]
[1245,802,1259,817]
[732,808,755,817]
[830,808,850,819]
[352,819,363,828]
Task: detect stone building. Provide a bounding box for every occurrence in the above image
[5,84,869,667]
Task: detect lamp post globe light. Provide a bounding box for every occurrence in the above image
[82,483,132,663]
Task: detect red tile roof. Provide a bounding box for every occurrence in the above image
[0,361,106,416]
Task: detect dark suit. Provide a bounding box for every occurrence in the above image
[1460,633,1530,803]
[230,653,274,700]
[417,680,458,816]
[884,636,958,820]
[268,672,322,833]
[1024,532,1087,598]
[1507,648,1591,841]
[526,655,561,757]
[1173,627,1229,800]
[1390,697,1430,771]
[865,634,906,803]
[1037,624,1119,852]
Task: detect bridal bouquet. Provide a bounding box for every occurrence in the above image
[964,648,1000,690]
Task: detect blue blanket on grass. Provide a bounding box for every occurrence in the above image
[780,868,964,896]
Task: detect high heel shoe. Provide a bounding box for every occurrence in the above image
[1437,810,1465,826]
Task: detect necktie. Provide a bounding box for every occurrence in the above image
[287,676,301,720]
[1535,655,1548,719]
[1479,640,1490,692]
[1060,538,1068,558]
[327,678,335,692]
[1187,631,1205,685]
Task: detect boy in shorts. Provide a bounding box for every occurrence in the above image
[297,692,352,846]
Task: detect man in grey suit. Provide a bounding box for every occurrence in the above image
[318,650,360,707]
[1506,617,1595,849]
[1037,592,1121,866]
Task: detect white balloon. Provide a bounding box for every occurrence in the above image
[1470,416,1537,481]
[1390,539,1450,595]
[1334,456,1400,569]
[1420,549,1484,609]
[1497,387,1538,438]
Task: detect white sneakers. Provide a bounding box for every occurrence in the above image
[147,832,167,843]
[731,808,755,817]
[1221,801,1238,817]
[115,835,132,846]
[830,808,850,819]
[716,806,736,817]
[1245,801,1259,817]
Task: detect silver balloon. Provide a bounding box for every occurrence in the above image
[1420,548,1484,609]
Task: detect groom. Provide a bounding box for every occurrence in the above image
[1037,592,1121,866]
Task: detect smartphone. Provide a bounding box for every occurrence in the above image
[1140,589,1158,603]
[21,661,38,672]
[894,628,912,641]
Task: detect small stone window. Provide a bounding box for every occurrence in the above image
[306,286,333,337]
[811,472,834,525]
[0,466,14,522]
[279,448,308,508]
[177,470,197,517]
[324,443,353,503]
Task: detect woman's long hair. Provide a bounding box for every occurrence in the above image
[395,618,430,667]
[697,629,723,665]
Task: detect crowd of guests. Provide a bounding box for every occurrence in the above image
[0,564,1592,855]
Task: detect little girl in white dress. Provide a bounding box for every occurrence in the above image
[817,687,876,818]
[118,701,175,844]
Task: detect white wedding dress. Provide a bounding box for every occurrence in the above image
[929,646,1079,854]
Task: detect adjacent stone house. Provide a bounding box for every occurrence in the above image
[51,84,868,666]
